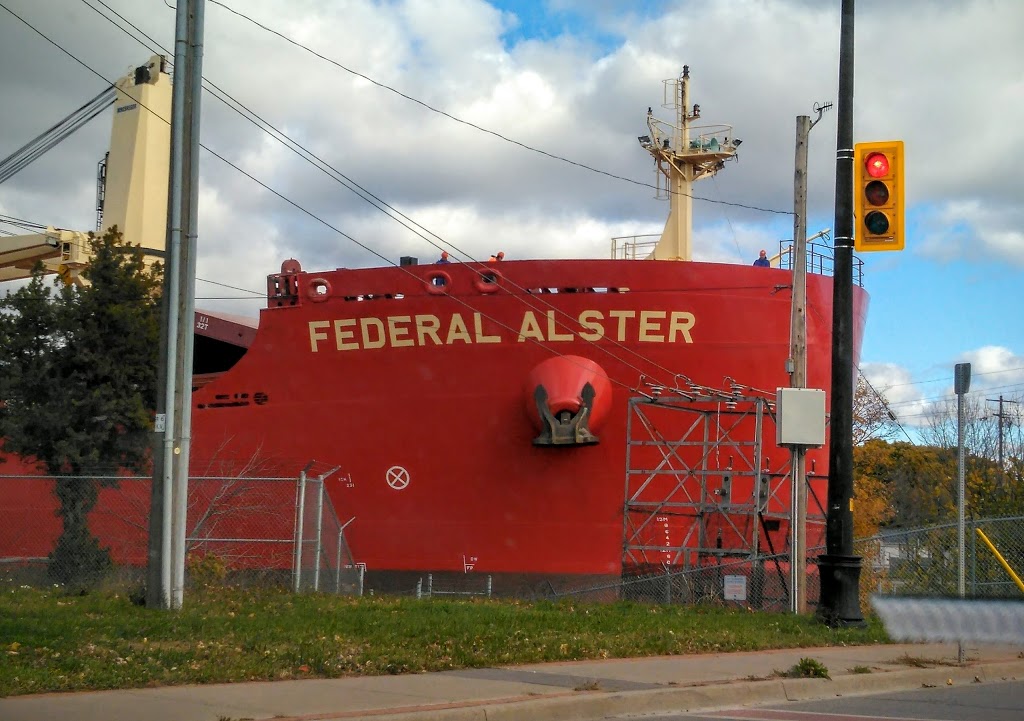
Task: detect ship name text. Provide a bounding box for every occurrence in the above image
[307,310,695,352]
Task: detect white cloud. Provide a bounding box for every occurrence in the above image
[863,346,1024,430]
[956,346,1024,390]
[918,200,1024,266]
[1,0,1022,393]
[861,361,930,427]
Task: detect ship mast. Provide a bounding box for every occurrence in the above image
[641,67,740,261]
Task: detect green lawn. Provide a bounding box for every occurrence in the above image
[0,586,888,697]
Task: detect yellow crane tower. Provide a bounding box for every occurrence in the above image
[0,55,171,285]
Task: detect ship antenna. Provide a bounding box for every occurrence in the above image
[641,67,740,262]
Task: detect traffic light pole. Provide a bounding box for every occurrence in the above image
[818,0,865,628]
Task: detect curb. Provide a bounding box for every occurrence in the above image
[310,660,1024,721]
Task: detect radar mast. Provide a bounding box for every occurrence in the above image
[640,66,740,261]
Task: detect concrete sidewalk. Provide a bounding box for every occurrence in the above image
[2,643,1022,721]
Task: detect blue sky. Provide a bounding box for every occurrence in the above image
[489,0,668,50]
[1,0,1022,433]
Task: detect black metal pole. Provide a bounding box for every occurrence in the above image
[818,0,865,628]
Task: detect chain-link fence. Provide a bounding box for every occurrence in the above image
[861,516,1024,599]
[292,472,363,595]
[547,555,818,611]
[541,517,1024,609]
[413,573,494,599]
[0,471,359,594]
[4,472,1019,608]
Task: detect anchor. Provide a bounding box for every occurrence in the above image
[531,382,599,446]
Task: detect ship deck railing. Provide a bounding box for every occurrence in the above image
[611,235,864,286]
[611,234,660,260]
[776,240,865,287]
[647,120,737,157]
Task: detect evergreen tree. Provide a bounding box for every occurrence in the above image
[0,228,161,589]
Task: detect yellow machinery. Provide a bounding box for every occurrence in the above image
[0,55,171,285]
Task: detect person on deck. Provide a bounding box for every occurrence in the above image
[488,251,505,263]
[753,249,770,267]
[436,251,451,264]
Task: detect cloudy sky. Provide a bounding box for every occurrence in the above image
[1,0,1022,434]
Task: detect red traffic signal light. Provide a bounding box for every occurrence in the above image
[854,141,904,252]
[864,152,890,178]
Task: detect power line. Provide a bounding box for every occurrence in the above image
[874,366,1024,390]
[889,388,1024,422]
[195,277,263,296]
[203,0,790,216]
[0,214,50,231]
[885,382,1024,409]
[70,0,729,394]
[1,3,683,399]
[0,86,116,184]
[857,366,915,443]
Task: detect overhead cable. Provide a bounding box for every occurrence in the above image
[2,3,671,397]
[0,86,116,184]
[73,0,723,393]
[204,0,791,216]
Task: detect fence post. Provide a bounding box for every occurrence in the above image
[292,470,307,593]
[416,577,422,599]
[486,575,493,598]
[427,573,433,597]
[358,565,364,597]
[335,534,343,593]
[664,564,672,604]
[312,477,325,592]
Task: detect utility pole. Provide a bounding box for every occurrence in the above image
[988,395,1017,489]
[789,113,808,614]
[789,104,830,615]
[146,0,205,610]
[147,0,189,611]
[170,0,205,610]
[818,0,865,628]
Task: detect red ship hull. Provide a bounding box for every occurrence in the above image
[189,258,868,580]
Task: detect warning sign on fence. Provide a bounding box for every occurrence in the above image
[724,574,747,601]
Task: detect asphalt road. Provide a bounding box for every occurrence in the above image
[612,679,1024,720]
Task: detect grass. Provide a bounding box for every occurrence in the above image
[0,585,888,697]
[776,657,831,679]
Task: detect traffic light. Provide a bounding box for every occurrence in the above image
[854,140,904,252]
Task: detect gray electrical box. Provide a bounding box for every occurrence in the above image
[775,388,826,447]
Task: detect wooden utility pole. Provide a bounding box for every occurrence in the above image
[988,395,1018,490]
[789,114,809,614]
[789,105,830,614]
